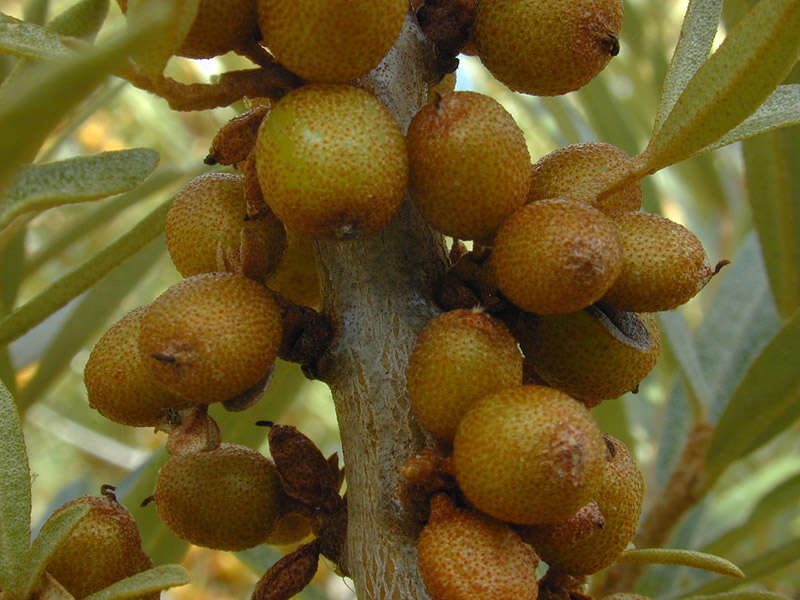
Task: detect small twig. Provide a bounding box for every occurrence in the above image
[118,60,302,111]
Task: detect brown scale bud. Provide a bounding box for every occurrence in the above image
[251,540,320,600]
[206,105,270,166]
[164,406,221,456]
[261,422,340,510]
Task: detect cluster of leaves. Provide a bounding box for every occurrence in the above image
[0,0,798,597]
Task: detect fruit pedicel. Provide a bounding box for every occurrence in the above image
[70,1,728,598]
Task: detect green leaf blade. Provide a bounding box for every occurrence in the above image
[654,0,723,133]
[82,565,189,600]
[20,503,90,600]
[0,3,171,192]
[47,0,110,41]
[0,380,32,597]
[704,309,800,485]
[742,124,800,319]
[617,548,744,578]
[0,199,170,347]
[640,0,800,172]
[0,149,159,231]
[0,12,72,61]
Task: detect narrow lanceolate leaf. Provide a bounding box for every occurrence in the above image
[125,0,201,77]
[742,123,800,319]
[0,380,32,597]
[0,3,171,193]
[18,237,164,408]
[653,0,723,133]
[0,13,73,60]
[681,537,800,596]
[0,199,170,346]
[698,85,800,154]
[617,548,744,578]
[694,234,781,423]
[19,503,90,600]
[704,310,800,486]
[702,472,800,556]
[638,0,800,173]
[659,310,712,417]
[82,565,190,600]
[47,0,110,40]
[0,149,159,231]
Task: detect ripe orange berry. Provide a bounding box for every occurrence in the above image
[85,305,184,427]
[516,308,660,407]
[154,444,291,550]
[528,143,642,215]
[602,212,714,312]
[406,309,523,441]
[44,490,156,599]
[417,494,540,600]
[255,84,408,240]
[257,0,407,82]
[165,172,285,281]
[140,273,282,405]
[474,0,623,96]
[492,199,623,314]
[407,91,531,240]
[453,385,606,524]
[520,435,644,574]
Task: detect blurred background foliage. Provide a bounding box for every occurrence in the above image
[0,0,797,598]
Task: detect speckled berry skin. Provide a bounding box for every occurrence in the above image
[44,494,156,600]
[520,435,644,574]
[453,385,606,524]
[406,309,523,441]
[474,0,623,96]
[255,84,408,240]
[139,273,282,405]
[85,305,184,427]
[602,212,713,312]
[492,199,623,314]
[165,173,285,281]
[407,91,531,240]
[117,0,258,59]
[529,143,642,214]
[154,444,290,550]
[517,309,660,407]
[257,0,407,83]
[417,495,540,600]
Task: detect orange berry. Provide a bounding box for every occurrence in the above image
[529,143,642,215]
[257,0,407,83]
[140,273,282,405]
[520,435,644,574]
[407,309,523,441]
[417,494,539,600]
[492,199,623,314]
[85,305,184,427]
[602,212,714,312]
[407,91,531,240]
[255,84,408,240]
[474,0,623,96]
[165,172,285,281]
[154,444,291,550]
[44,490,156,599]
[453,385,606,524]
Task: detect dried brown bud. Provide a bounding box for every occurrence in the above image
[251,540,320,600]
[207,105,270,166]
[262,423,339,509]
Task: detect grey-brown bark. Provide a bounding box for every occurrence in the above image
[313,15,447,600]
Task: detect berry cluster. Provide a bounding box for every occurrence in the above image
[46,0,727,598]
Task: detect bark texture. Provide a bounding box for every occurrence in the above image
[314,15,447,600]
